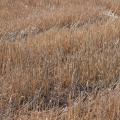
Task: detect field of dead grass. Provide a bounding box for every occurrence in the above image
[0,0,120,120]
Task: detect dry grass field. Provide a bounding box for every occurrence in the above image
[0,0,120,120]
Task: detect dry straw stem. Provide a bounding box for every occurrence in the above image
[0,0,120,120]
[95,0,120,15]
[1,19,120,119]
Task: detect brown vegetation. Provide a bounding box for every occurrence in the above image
[0,0,120,120]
